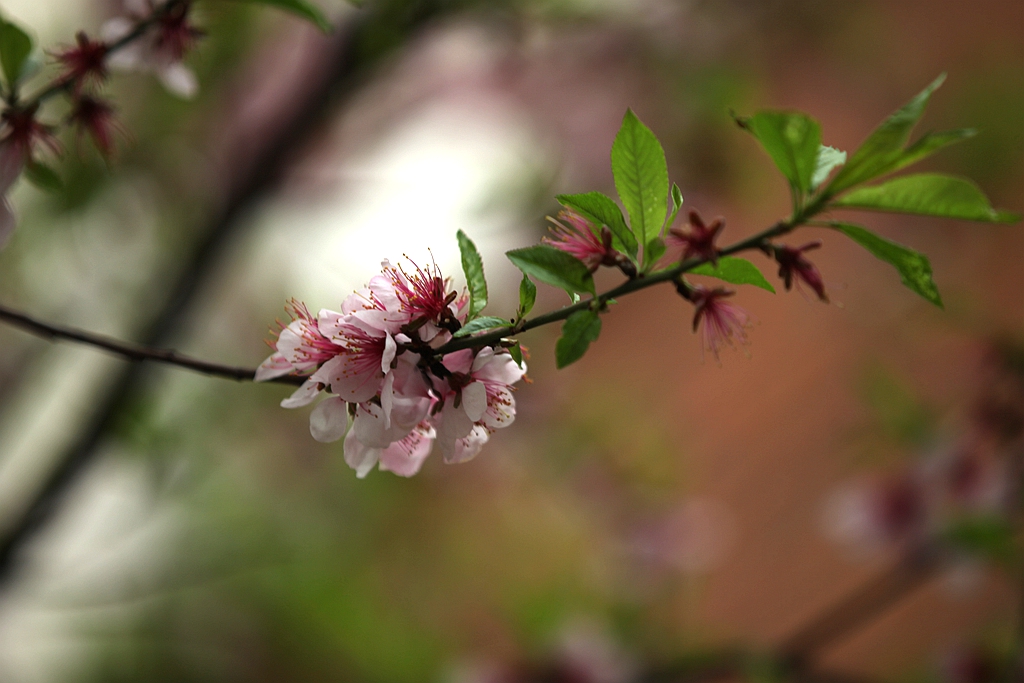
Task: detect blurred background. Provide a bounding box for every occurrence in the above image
[0,0,1021,681]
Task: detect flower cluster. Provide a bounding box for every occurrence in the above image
[256,259,526,478]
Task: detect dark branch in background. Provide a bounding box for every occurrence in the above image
[634,545,945,683]
[0,0,457,584]
[0,303,305,385]
[777,546,941,669]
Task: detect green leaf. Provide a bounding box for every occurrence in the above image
[456,230,488,319]
[745,111,822,195]
[452,316,508,338]
[509,342,524,368]
[666,183,684,230]
[671,183,684,212]
[0,18,33,88]
[23,160,61,192]
[690,256,776,293]
[832,173,1020,222]
[811,145,846,189]
[518,274,537,318]
[610,109,669,256]
[826,222,942,307]
[506,245,595,296]
[233,0,332,32]
[555,309,602,369]
[943,515,1017,569]
[556,191,637,258]
[826,74,946,195]
[644,236,666,266]
[890,128,976,174]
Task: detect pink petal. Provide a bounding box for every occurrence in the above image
[255,352,293,382]
[379,425,435,477]
[280,378,321,409]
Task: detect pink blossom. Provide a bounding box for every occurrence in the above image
[686,285,752,361]
[255,300,342,381]
[431,347,525,463]
[102,0,203,99]
[53,32,108,93]
[543,209,621,273]
[257,256,524,477]
[666,210,723,264]
[344,421,435,478]
[68,95,123,158]
[773,241,828,302]
[382,257,464,340]
[824,470,932,555]
[312,318,397,405]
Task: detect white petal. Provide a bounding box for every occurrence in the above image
[475,352,526,386]
[446,425,489,464]
[433,396,475,462]
[255,352,293,382]
[343,429,379,478]
[462,381,487,422]
[125,0,153,16]
[470,347,495,373]
[380,371,395,429]
[106,43,146,71]
[381,334,397,373]
[100,17,134,42]
[309,397,349,443]
[280,378,321,409]
[158,62,198,99]
[481,385,516,430]
[352,397,428,448]
[311,353,381,404]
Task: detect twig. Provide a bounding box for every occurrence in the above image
[0,303,305,385]
[778,546,942,669]
[0,218,792,386]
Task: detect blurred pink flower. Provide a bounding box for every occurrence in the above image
[666,209,723,264]
[102,0,203,99]
[687,285,752,362]
[773,241,828,302]
[53,32,108,92]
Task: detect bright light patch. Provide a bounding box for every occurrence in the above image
[255,101,545,309]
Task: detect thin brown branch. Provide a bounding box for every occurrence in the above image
[0,302,304,385]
